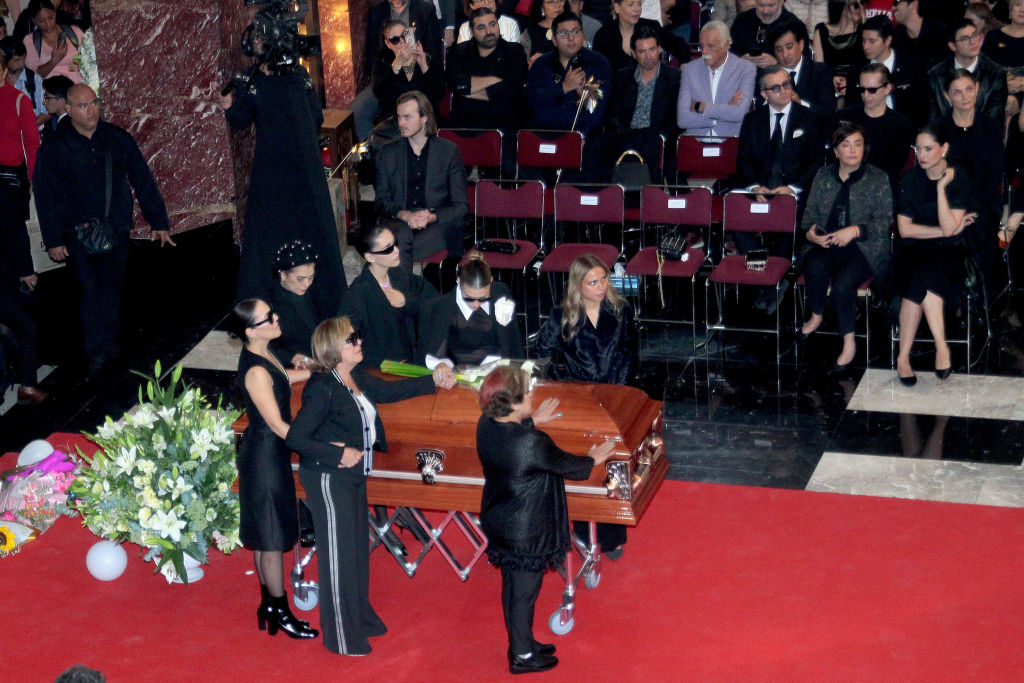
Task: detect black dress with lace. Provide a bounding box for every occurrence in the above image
[236,348,299,551]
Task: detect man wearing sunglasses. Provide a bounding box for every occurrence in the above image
[854,15,929,128]
[927,19,1007,122]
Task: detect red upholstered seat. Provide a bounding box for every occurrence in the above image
[709,255,790,286]
[540,243,620,273]
[625,246,703,279]
[624,206,642,222]
[462,240,538,270]
[420,249,448,265]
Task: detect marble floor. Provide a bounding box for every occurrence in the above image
[3,221,1024,510]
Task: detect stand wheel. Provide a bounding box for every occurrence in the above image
[584,569,601,589]
[293,585,319,611]
[548,608,575,635]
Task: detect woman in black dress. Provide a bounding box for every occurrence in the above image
[798,123,892,372]
[537,253,634,557]
[592,0,660,72]
[523,0,561,66]
[477,366,615,674]
[894,124,978,385]
[219,61,347,312]
[371,20,444,124]
[813,0,866,105]
[269,240,328,371]
[340,224,438,369]
[232,298,317,640]
[286,316,455,656]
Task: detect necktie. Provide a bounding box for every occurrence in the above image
[769,112,784,188]
[789,70,797,86]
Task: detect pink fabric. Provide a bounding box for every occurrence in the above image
[23,26,85,83]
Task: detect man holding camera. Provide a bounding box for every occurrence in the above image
[34,84,173,378]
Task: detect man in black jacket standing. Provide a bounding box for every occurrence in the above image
[34,84,173,377]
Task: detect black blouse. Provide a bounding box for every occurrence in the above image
[536,300,637,385]
[897,164,973,242]
[269,284,328,364]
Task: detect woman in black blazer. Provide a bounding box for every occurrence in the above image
[286,316,455,656]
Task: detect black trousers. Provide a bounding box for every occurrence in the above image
[299,466,385,656]
[66,235,130,362]
[386,217,465,276]
[500,565,544,657]
[572,520,627,553]
[0,288,38,386]
[802,244,872,336]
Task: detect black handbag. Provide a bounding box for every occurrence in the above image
[73,152,116,256]
[611,149,651,193]
[658,227,686,260]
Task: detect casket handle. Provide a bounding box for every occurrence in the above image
[416,449,445,485]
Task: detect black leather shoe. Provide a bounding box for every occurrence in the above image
[509,653,558,674]
[898,372,917,387]
[533,641,556,656]
[827,361,852,378]
[935,366,952,380]
[261,595,318,639]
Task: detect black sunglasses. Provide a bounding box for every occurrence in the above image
[387,35,405,45]
[344,329,363,346]
[462,295,490,303]
[855,84,887,94]
[369,241,398,255]
[248,308,276,328]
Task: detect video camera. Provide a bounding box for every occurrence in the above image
[222,0,322,95]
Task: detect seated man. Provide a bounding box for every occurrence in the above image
[832,64,915,198]
[525,11,611,136]
[374,90,469,276]
[39,74,73,141]
[856,14,929,128]
[730,0,799,69]
[893,0,951,72]
[601,24,680,183]
[455,0,520,43]
[736,64,823,312]
[767,19,834,116]
[446,6,528,175]
[676,20,756,138]
[418,252,524,367]
[927,19,1007,123]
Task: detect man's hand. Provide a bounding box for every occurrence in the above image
[770,186,795,196]
[744,53,776,68]
[48,246,68,262]
[728,89,745,106]
[444,27,455,48]
[833,75,847,96]
[152,230,176,247]
[399,209,432,229]
[563,67,585,94]
[19,274,38,292]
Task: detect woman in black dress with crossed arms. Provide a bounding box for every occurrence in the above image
[232,298,317,640]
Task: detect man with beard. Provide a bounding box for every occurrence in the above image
[677,20,756,137]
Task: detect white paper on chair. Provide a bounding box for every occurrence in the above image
[702,148,721,157]
[580,195,599,206]
[750,203,770,214]
[667,198,687,209]
[538,144,557,154]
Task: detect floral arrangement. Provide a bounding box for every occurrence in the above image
[72,28,100,93]
[0,450,77,533]
[380,358,538,390]
[71,362,241,584]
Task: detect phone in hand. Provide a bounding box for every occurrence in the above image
[747,48,762,57]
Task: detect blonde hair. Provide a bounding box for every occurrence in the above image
[559,254,625,341]
[310,316,354,372]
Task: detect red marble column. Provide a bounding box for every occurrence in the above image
[320,0,372,108]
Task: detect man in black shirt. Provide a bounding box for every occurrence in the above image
[892,0,949,71]
[730,0,799,69]
[857,14,929,128]
[34,84,173,377]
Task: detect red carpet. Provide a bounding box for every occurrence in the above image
[3,434,1023,681]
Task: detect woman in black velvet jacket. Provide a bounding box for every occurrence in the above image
[476,366,614,674]
[269,240,328,370]
[286,316,454,656]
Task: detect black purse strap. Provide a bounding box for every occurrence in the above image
[103,151,112,220]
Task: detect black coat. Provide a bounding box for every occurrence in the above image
[477,415,595,571]
[371,58,445,122]
[364,0,444,86]
[927,53,1008,123]
[737,102,823,196]
[417,280,525,363]
[606,63,681,135]
[793,59,835,116]
[536,301,637,385]
[850,50,930,128]
[339,264,439,369]
[446,38,529,130]
[269,283,330,365]
[286,368,436,474]
[730,7,800,56]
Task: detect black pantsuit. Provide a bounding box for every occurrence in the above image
[501,565,545,657]
[67,236,130,360]
[802,244,872,335]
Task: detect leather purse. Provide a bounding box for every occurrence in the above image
[73,152,116,256]
[611,149,651,193]
[745,249,768,271]
[658,227,686,260]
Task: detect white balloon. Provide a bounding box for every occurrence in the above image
[86,540,128,581]
[17,439,54,467]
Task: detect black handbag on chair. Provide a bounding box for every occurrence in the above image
[73,152,116,256]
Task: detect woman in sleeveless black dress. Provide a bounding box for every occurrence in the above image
[233,298,317,640]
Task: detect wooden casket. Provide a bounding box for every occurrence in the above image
[234,378,667,526]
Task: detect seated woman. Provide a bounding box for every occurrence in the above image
[894,124,978,385]
[797,123,892,372]
[813,0,866,105]
[476,366,615,674]
[371,20,444,124]
[418,253,525,367]
[523,0,560,66]
[592,0,663,72]
[537,253,636,557]
[340,224,439,369]
[269,240,326,371]
[231,298,316,640]
[286,317,454,656]
[457,0,522,43]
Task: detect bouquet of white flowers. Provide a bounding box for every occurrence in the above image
[72,362,241,584]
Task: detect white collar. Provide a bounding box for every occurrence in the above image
[787,57,803,78]
[769,101,793,117]
[708,53,728,74]
[455,288,491,320]
[875,48,895,72]
[955,55,980,73]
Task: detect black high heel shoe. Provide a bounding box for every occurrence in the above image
[898,372,917,387]
[935,366,952,380]
[260,595,318,639]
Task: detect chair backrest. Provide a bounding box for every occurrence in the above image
[902,146,916,174]
[676,135,739,179]
[639,185,713,227]
[722,191,797,234]
[438,128,503,169]
[474,180,545,220]
[516,130,584,172]
[553,183,625,225]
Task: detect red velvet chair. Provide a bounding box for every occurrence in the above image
[516,130,584,219]
[676,135,739,222]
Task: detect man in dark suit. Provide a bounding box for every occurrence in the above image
[927,19,1007,122]
[600,24,680,182]
[374,90,469,276]
[767,19,834,116]
[730,0,799,69]
[737,64,823,312]
[856,15,929,128]
[39,75,73,142]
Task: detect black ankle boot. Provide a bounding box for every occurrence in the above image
[264,594,318,639]
[256,585,273,630]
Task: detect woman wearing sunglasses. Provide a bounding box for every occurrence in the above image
[371,19,443,125]
[340,223,439,369]
[231,298,316,640]
[286,316,455,656]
